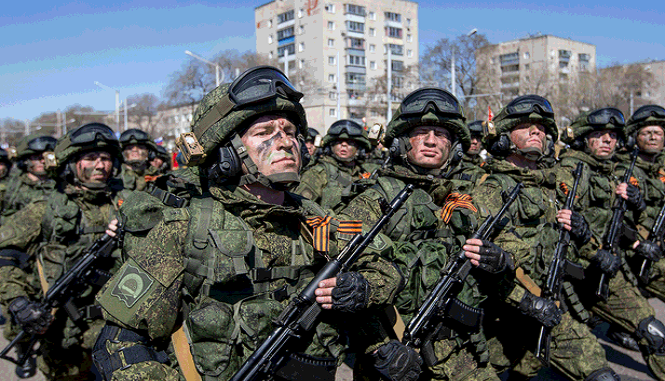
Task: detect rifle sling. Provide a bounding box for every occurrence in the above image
[515,267,560,307]
[171,325,202,381]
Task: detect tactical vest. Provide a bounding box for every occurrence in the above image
[318,160,374,212]
[1,173,55,221]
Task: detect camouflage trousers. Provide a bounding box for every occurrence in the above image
[485,310,609,380]
[644,256,665,302]
[589,271,665,381]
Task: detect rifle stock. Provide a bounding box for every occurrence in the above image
[230,184,414,381]
[638,201,665,283]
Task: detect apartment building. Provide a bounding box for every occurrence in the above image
[255,0,418,133]
[598,60,665,116]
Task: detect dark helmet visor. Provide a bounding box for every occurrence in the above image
[27,136,57,152]
[586,108,625,126]
[505,95,554,118]
[70,124,117,145]
[328,120,364,137]
[631,105,665,123]
[400,88,462,117]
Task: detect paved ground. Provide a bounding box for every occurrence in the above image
[0,300,662,380]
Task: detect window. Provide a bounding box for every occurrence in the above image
[328,21,335,30]
[348,54,366,66]
[277,44,295,57]
[299,25,304,34]
[369,44,375,52]
[344,4,366,16]
[346,72,366,85]
[277,27,295,41]
[407,34,412,43]
[523,52,530,59]
[299,59,304,69]
[384,12,401,22]
[407,49,413,58]
[347,21,364,33]
[329,92,337,100]
[524,63,530,70]
[371,110,380,117]
[385,27,402,38]
[269,51,273,59]
[391,60,404,72]
[298,8,303,18]
[369,11,376,20]
[329,108,337,117]
[347,90,362,100]
[329,56,336,65]
[370,61,376,70]
[299,42,304,52]
[369,28,376,36]
[392,75,403,88]
[579,53,591,71]
[325,3,335,13]
[558,49,572,58]
[268,34,273,44]
[387,44,403,56]
[277,10,295,24]
[406,18,411,26]
[348,37,364,49]
[268,19,273,27]
[328,74,336,82]
[328,38,335,47]
[500,52,519,66]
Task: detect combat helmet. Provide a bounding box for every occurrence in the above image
[119,128,158,170]
[51,123,121,186]
[15,133,57,173]
[384,87,469,167]
[467,120,484,137]
[486,94,557,158]
[321,119,372,160]
[0,148,12,178]
[626,105,665,141]
[179,65,308,188]
[562,107,625,152]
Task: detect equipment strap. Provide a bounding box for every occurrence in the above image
[172,325,202,381]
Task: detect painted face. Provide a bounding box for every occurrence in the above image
[586,130,618,159]
[76,151,114,184]
[468,136,483,155]
[331,139,359,160]
[510,123,546,152]
[241,115,301,177]
[306,141,317,156]
[406,125,452,169]
[636,125,665,154]
[123,144,149,162]
[27,153,46,175]
[0,162,8,178]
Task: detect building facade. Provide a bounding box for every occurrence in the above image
[598,60,665,116]
[255,0,418,134]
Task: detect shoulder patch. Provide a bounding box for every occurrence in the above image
[110,263,155,308]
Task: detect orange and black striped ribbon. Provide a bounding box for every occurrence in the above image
[629,176,639,188]
[440,193,477,223]
[560,182,569,195]
[144,175,159,182]
[117,199,124,207]
[659,170,665,184]
[359,172,371,179]
[306,216,362,252]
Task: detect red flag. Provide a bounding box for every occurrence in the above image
[488,106,494,122]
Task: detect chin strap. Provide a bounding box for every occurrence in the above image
[516,147,544,162]
[229,134,301,190]
[124,160,148,174]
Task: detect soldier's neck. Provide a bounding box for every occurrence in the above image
[242,183,285,205]
[27,172,49,182]
[505,153,537,170]
[638,151,659,163]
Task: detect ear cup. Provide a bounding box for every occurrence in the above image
[16,159,27,172]
[208,146,242,184]
[148,150,156,161]
[488,134,512,157]
[298,137,310,170]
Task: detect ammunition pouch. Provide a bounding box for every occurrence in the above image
[274,352,336,381]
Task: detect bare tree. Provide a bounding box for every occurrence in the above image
[126,93,163,136]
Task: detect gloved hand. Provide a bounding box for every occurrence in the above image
[518,293,562,328]
[475,240,515,274]
[9,297,53,335]
[569,211,592,245]
[331,272,371,313]
[373,340,422,381]
[635,240,663,262]
[626,184,646,212]
[592,249,621,278]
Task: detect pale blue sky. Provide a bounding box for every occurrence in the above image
[2,0,664,121]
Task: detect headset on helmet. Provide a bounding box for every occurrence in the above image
[562,107,626,152]
[321,119,371,160]
[15,134,57,172]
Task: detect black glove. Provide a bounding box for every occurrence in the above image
[592,249,621,278]
[331,272,371,313]
[373,340,422,381]
[625,183,646,212]
[518,293,562,328]
[569,211,592,245]
[9,297,53,335]
[636,240,663,262]
[476,240,515,274]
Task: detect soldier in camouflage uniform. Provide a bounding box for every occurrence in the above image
[464,95,616,380]
[149,145,172,175]
[0,134,57,223]
[92,66,410,381]
[463,120,487,167]
[555,107,665,380]
[0,147,14,212]
[296,119,379,212]
[339,87,499,381]
[0,123,127,380]
[118,128,161,191]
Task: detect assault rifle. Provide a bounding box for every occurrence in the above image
[596,147,639,300]
[230,184,414,381]
[638,201,665,283]
[402,183,523,366]
[0,230,122,367]
[535,162,584,365]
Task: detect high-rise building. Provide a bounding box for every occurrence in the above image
[255,0,419,133]
[598,60,665,116]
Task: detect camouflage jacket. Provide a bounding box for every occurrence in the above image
[295,155,379,211]
[118,164,161,192]
[0,172,56,223]
[97,184,402,379]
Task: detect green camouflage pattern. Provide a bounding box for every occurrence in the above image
[491,101,558,141]
[383,107,471,152]
[0,171,56,222]
[15,133,56,159]
[320,131,372,152]
[295,155,379,212]
[626,105,665,137]
[562,110,625,144]
[53,125,121,173]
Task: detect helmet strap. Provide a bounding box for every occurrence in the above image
[230,133,300,190]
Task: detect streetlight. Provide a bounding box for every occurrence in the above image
[94,81,120,131]
[185,50,222,87]
[119,99,137,131]
[451,28,478,98]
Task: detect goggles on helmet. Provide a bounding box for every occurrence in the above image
[505,95,554,117]
[27,136,57,152]
[70,124,117,146]
[120,129,150,144]
[328,120,364,137]
[400,88,462,117]
[631,105,665,123]
[586,108,625,126]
